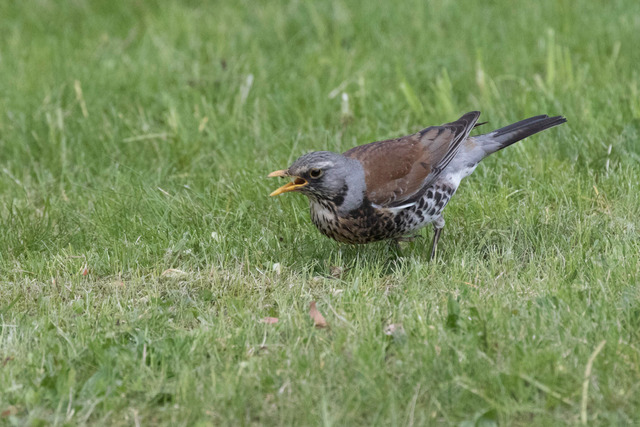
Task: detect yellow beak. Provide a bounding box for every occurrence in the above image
[268,170,308,196]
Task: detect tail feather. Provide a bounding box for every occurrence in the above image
[446,113,566,178]
[488,115,567,152]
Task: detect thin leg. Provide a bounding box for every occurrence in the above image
[430,216,445,261]
[429,228,442,260]
[392,233,422,255]
[396,234,421,243]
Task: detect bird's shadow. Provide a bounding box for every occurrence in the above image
[302,235,436,279]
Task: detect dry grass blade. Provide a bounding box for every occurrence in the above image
[329,265,344,279]
[581,340,607,425]
[161,269,187,277]
[1,406,18,418]
[384,323,405,336]
[309,301,328,329]
[260,317,279,324]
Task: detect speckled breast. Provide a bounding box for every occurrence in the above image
[308,182,456,244]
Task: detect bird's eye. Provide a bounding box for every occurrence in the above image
[309,168,323,179]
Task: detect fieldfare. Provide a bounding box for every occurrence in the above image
[268,111,566,259]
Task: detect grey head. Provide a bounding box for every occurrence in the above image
[268,151,366,212]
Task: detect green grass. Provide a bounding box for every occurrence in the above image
[1,0,640,425]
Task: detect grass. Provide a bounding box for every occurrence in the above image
[1,0,640,425]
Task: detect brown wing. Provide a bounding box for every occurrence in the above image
[343,111,481,207]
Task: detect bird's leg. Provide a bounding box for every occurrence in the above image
[430,228,442,260]
[430,216,445,261]
[390,239,402,252]
[391,233,422,255]
[395,234,422,242]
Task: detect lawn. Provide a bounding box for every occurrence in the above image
[1,0,640,425]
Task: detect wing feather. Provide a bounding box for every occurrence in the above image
[344,111,481,207]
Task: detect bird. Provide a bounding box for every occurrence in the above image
[268,111,566,259]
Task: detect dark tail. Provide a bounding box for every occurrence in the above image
[489,115,567,152]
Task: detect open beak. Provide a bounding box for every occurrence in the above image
[268,170,308,196]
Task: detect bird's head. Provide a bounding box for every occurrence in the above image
[268,151,365,210]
